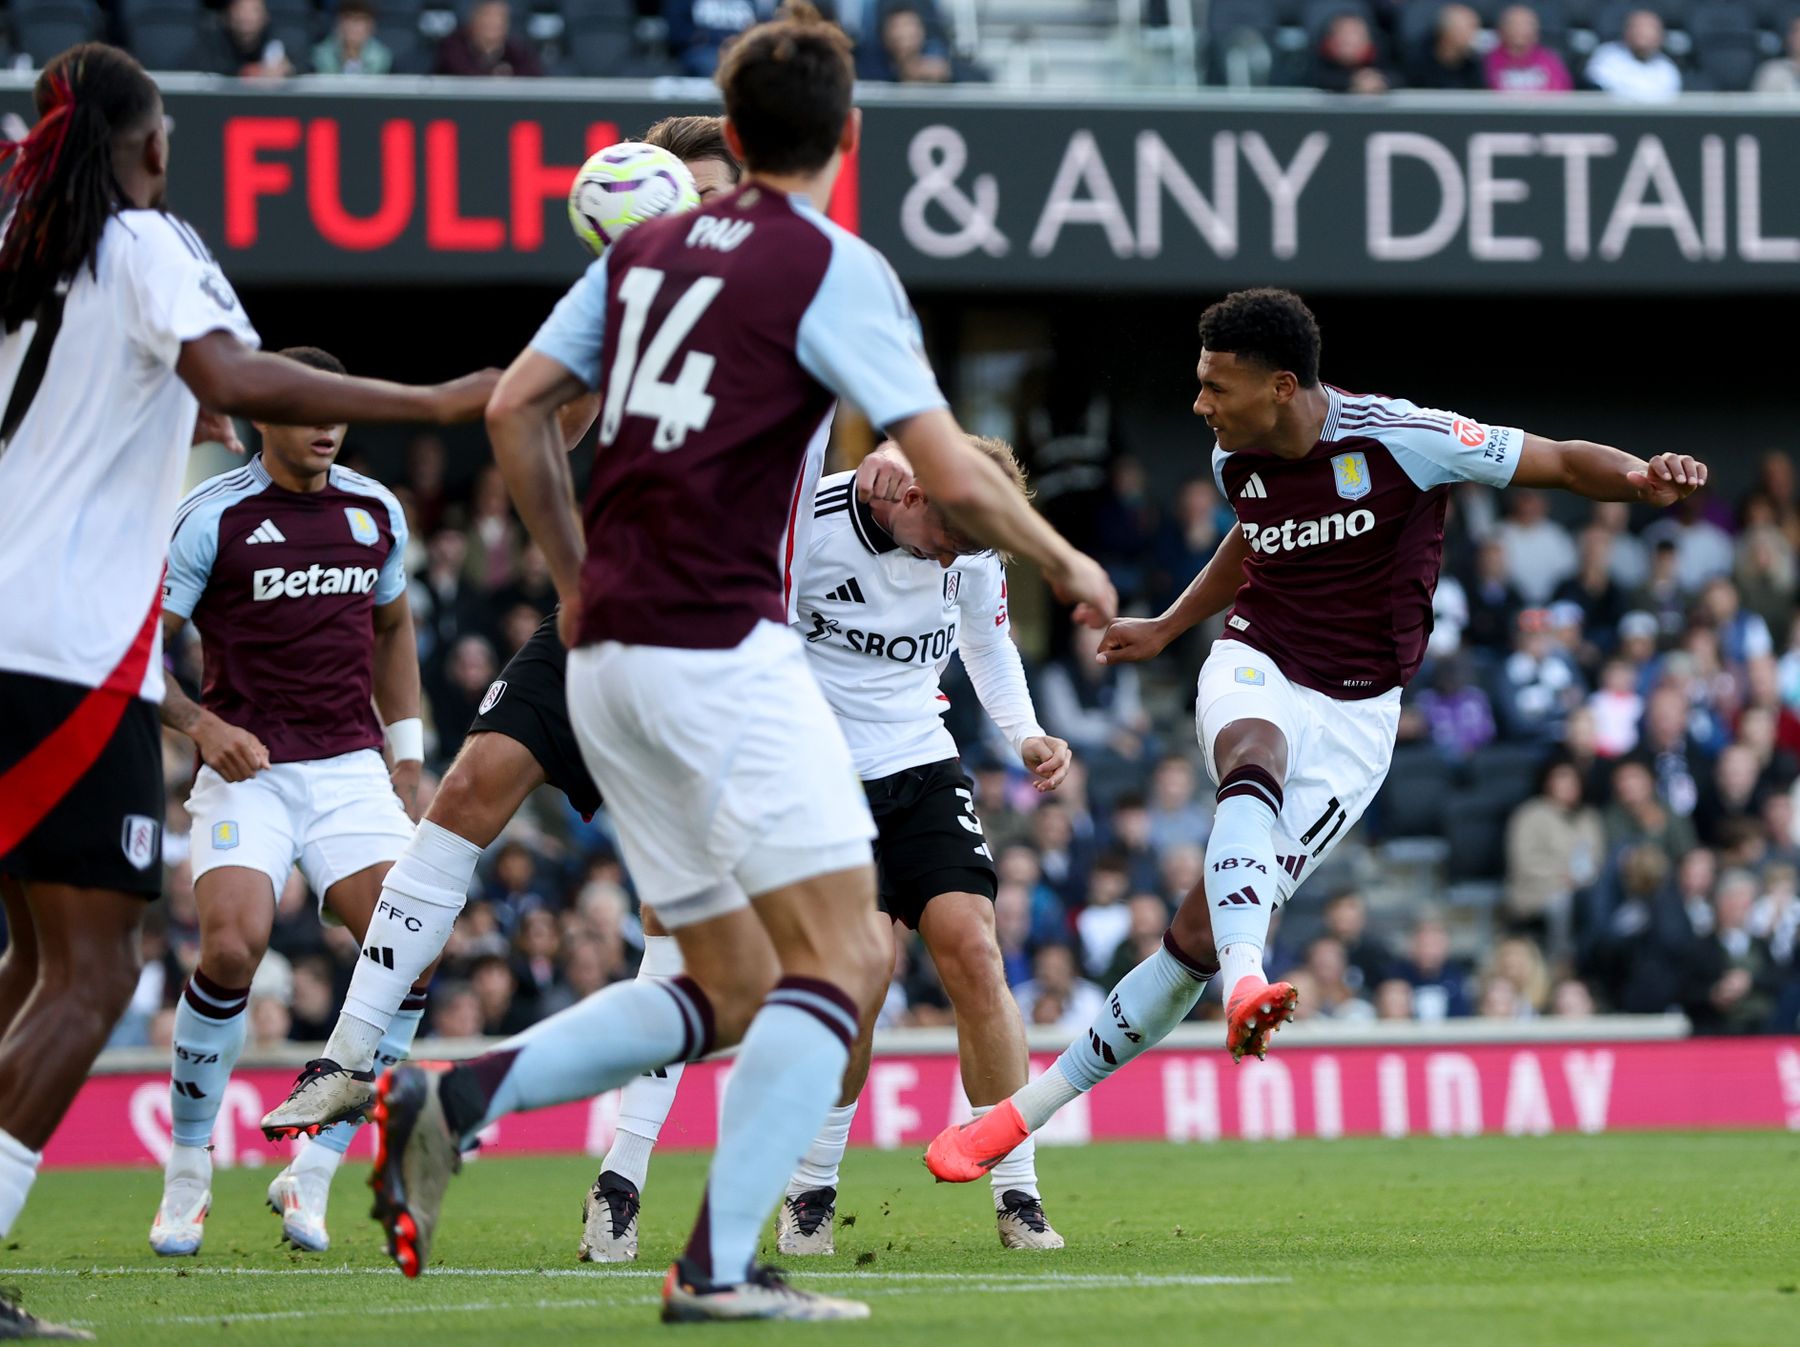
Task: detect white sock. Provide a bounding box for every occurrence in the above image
[1206,775,1284,1004]
[169,973,250,1149]
[165,1142,210,1186]
[449,975,714,1143]
[290,1137,344,1179]
[598,936,689,1189]
[1020,941,1213,1130]
[333,821,476,1069]
[978,1104,1040,1203]
[0,1128,41,1239]
[685,977,857,1285]
[311,999,427,1157]
[788,1102,857,1195]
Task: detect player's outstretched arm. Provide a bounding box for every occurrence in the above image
[487,349,592,644]
[891,408,1117,626]
[372,596,425,817]
[1097,525,1252,666]
[177,332,499,427]
[156,613,270,782]
[1512,435,1708,506]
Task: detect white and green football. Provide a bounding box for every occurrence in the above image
[567,142,702,257]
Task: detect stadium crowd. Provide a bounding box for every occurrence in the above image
[7,0,1800,93]
[99,432,1800,1054]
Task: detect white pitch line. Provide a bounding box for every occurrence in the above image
[86,1297,660,1328]
[3,1266,1286,1287]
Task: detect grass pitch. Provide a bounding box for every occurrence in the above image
[4,1133,1795,1345]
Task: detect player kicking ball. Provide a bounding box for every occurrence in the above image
[926,287,1707,1186]
[578,439,1070,1263]
[149,347,427,1256]
[256,116,744,1149]
[364,7,1112,1323]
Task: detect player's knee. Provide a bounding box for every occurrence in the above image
[838,921,893,1012]
[1212,720,1288,785]
[1167,906,1219,973]
[931,919,1007,1007]
[200,935,263,990]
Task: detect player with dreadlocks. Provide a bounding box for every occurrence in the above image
[0,43,494,1338]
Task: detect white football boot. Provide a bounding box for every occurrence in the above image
[148,1146,211,1257]
[267,1162,332,1252]
[774,1186,836,1256]
[577,1171,641,1263]
[996,1190,1066,1250]
[662,1261,869,1323]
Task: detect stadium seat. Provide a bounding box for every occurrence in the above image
[9,0,103,66]
[1592,0,1691,41]
[1462,741,1549,803]
[1443,786,1515,883]
[1205,0,1277,84]
[1688,0,1760,83]
[1373,745,1454,840]
[128,9,204,69]
[1529,0,1573,50]
[564,11,634,74]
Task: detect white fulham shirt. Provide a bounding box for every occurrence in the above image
[794,472,1046,780]
[0,211,259,701]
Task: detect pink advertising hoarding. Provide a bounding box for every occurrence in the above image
[45,1037,1800,1169]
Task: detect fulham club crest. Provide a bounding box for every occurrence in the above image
[942,570,961,608]
[121,814,159,871]
[479,679,507,715]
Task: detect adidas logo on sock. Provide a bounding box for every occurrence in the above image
[245,519,287,544]
[826,577,866,604]
[363,946,396,969]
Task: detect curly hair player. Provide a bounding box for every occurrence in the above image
[925,287,1708,1188]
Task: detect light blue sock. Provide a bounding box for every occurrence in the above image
[684,977,857,1285]
[310,1001,426,1157]
[1207,768,1285,1003]
[169,974,249,1149]
[452,975,715,1143]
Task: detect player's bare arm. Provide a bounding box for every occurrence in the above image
[890,408,1117,626]
[1512,436,1708,505]
[155,612,270,782]
[193,406,246,455]
[1098,525,1252,666]
[557,393,601,451]
[177,331,499,427]
[371,596,424,818]
[487,349,591,646]
[856,443,912,503]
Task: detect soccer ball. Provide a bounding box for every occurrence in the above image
[567,142,701,257]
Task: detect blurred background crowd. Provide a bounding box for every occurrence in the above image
[111,431,1800,1053]
[7,0,1800,95]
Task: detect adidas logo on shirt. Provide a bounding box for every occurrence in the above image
[827,577,867,604]
[1239,474,1267,501]
[245,519,287,544]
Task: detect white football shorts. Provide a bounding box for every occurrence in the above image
[187,747,413,911]
[567,619,876,927]
[1195,638,1401,904]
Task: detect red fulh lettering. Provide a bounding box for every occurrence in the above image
[223,116,302,249]
[828,143,859,236]
[425,120,505,251]
[308,119,415,252]
[509,121,620,252]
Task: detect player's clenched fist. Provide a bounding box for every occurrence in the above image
[1046,551,1118,629]
[1626,453,1708,507]
[194,716,271,782]
[1095,616,1173,666]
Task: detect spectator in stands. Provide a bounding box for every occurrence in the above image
[1404,2,1484,89]
[994,880,1034,988]
[1075,856,1132,975]
[1750,861,1799,966]
[1489,936,1551,1014]
[1485,3,1574,93]
[286,956,339,1041]
[466,464,524,593]
[1309,12,1396,94]
[1151,478,1228,615]
[1695,744,1765,850]
[429,634,500,762]
[1603,756,1698,857]
[972,762,1034,854]
[1585,8,1681,101]
[436,0,544,77]
[511,908,567,1016]
[1102,793,1163,893]
[666,0,772,77]
[1092,458,1159,608]
[1013,945,1105,1035]
[471,953,534,1035]
[1588,659,1645,758]
[484,840,552,932]
[865,2,982,82]
[1504,757,1604,956]
[1144,755,1211,852]
[1551,977,1597,1016]
[1101,894,1169,987]
[313,0,394,75]
[1415,652,1497,760]
[1498,608,1585,741]
[1497,491,1577,605]
[1302,938,1376,1021]
[1752,15,1800,94]
[197,0,300,79]
[1373,978,1415,1020]
[1035,623,1153,775]
[1700,577,1775,676]
[1029,800,1093,917]
[1555,525,1630,654]
[1644,495,1734,587]
[1734,512,1796,639]
[1320,889,1391,994]
[1387,914,1473,1019]
[1477,974,1523,1019]
[1684,869,1780,1033]
[428,981,483,1039]
[1462,537,1524,655]
[1591,500,1649,590]
[412,529,488,673]
[1628,541,1689,645]
[1640,684,1707,819]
